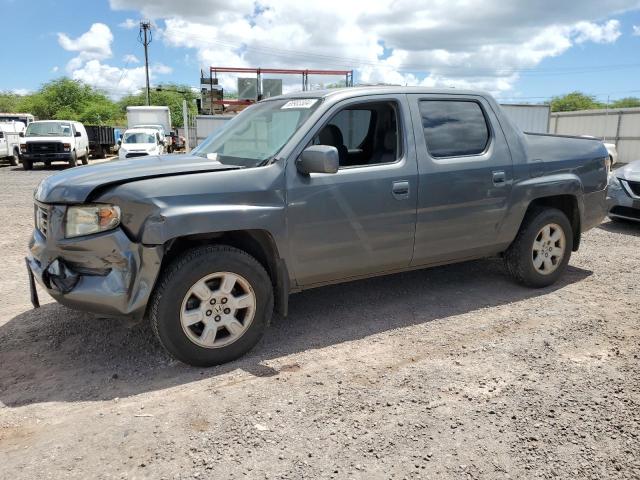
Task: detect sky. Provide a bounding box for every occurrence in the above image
[2,0,640,103]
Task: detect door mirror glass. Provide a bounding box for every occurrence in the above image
[75,131,82,137]
[297,145,339,175]
[19,132,24,137]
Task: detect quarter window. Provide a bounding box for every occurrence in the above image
[419,100,489,158]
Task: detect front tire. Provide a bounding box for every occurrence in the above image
[68,151,77,167]
[150,245,274,367]
[22,157,33,170]
[504,207,573,288]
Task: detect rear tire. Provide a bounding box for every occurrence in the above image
[81,149,89,165]
[150,245,274,367]
[504,207,573,288]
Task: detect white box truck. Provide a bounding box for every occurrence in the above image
[0,121,24,166]
[126,106,173,152]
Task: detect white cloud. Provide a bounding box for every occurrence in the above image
[10,88,31,96]
[58,23,113,61]
[57,23,172,97]
[116,0,639,97]
[122,54,140,64]
[51,66,59,73]
[119,18,138,29]
[70,60,172,96]
[153,63,173,74]
[574,20,621,44]
[633,25,640,35]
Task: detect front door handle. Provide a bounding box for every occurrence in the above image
[492,170,506,186]
[392,180,410,199]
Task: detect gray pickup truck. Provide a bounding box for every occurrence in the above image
[27,87,608,366]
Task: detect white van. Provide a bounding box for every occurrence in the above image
[0,122,23,166]
[19,120,89,170]
[118,127,165,159]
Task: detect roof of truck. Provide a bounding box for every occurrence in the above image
[123,127,160,134]
[275,86,490,100]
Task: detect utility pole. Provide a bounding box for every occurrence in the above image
[139,20,152,106]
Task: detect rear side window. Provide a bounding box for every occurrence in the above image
[419,100,489,158]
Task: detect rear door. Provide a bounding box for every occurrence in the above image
[286,94,418,286]
[408,94,513,265]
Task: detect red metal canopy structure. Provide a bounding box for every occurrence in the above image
[206,66,354,108]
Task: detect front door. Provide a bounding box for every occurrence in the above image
[286,95,418,286]
[407,94,514,265]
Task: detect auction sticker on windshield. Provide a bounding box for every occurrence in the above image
[281,99,318,109]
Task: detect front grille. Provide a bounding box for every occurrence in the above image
[610,206,640,220]
[625,180,640,197]
[35,204,49,238]
[125,152,148,158]
[27,142,63,154]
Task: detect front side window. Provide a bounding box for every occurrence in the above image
[192,98,321,168]
[123,132,156,144]
[25,122,72,137]
[313,101,401,168]
[419,100,489,158]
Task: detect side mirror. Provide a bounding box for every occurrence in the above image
[296,145,339,175]
[117,139,121,145]
[75,131,81,137]
[19,132,24,137]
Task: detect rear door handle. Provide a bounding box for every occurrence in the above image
[492,170,506,186]
[392,180,410,199]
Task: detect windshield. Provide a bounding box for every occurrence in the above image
[123,132,156,144]
[192,98,321,167]
[26,122,72,137]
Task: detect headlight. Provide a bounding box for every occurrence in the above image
[20,144,26,152]
[65,204,121,238]
[63,143,71,152]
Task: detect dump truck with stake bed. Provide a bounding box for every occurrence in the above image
[27,87,608,367]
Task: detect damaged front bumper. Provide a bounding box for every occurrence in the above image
[26,203,163,319]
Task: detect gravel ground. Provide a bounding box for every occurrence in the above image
[0,160,638,479]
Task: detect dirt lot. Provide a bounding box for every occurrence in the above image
[0,161,638,479]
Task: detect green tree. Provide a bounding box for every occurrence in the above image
[119,84,198,128]
[3,78,123,125]
[0,92,21,112]
[610,97,640,109]
[550,92,604,112]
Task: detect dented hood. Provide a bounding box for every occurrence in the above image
[34,154,241,204]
